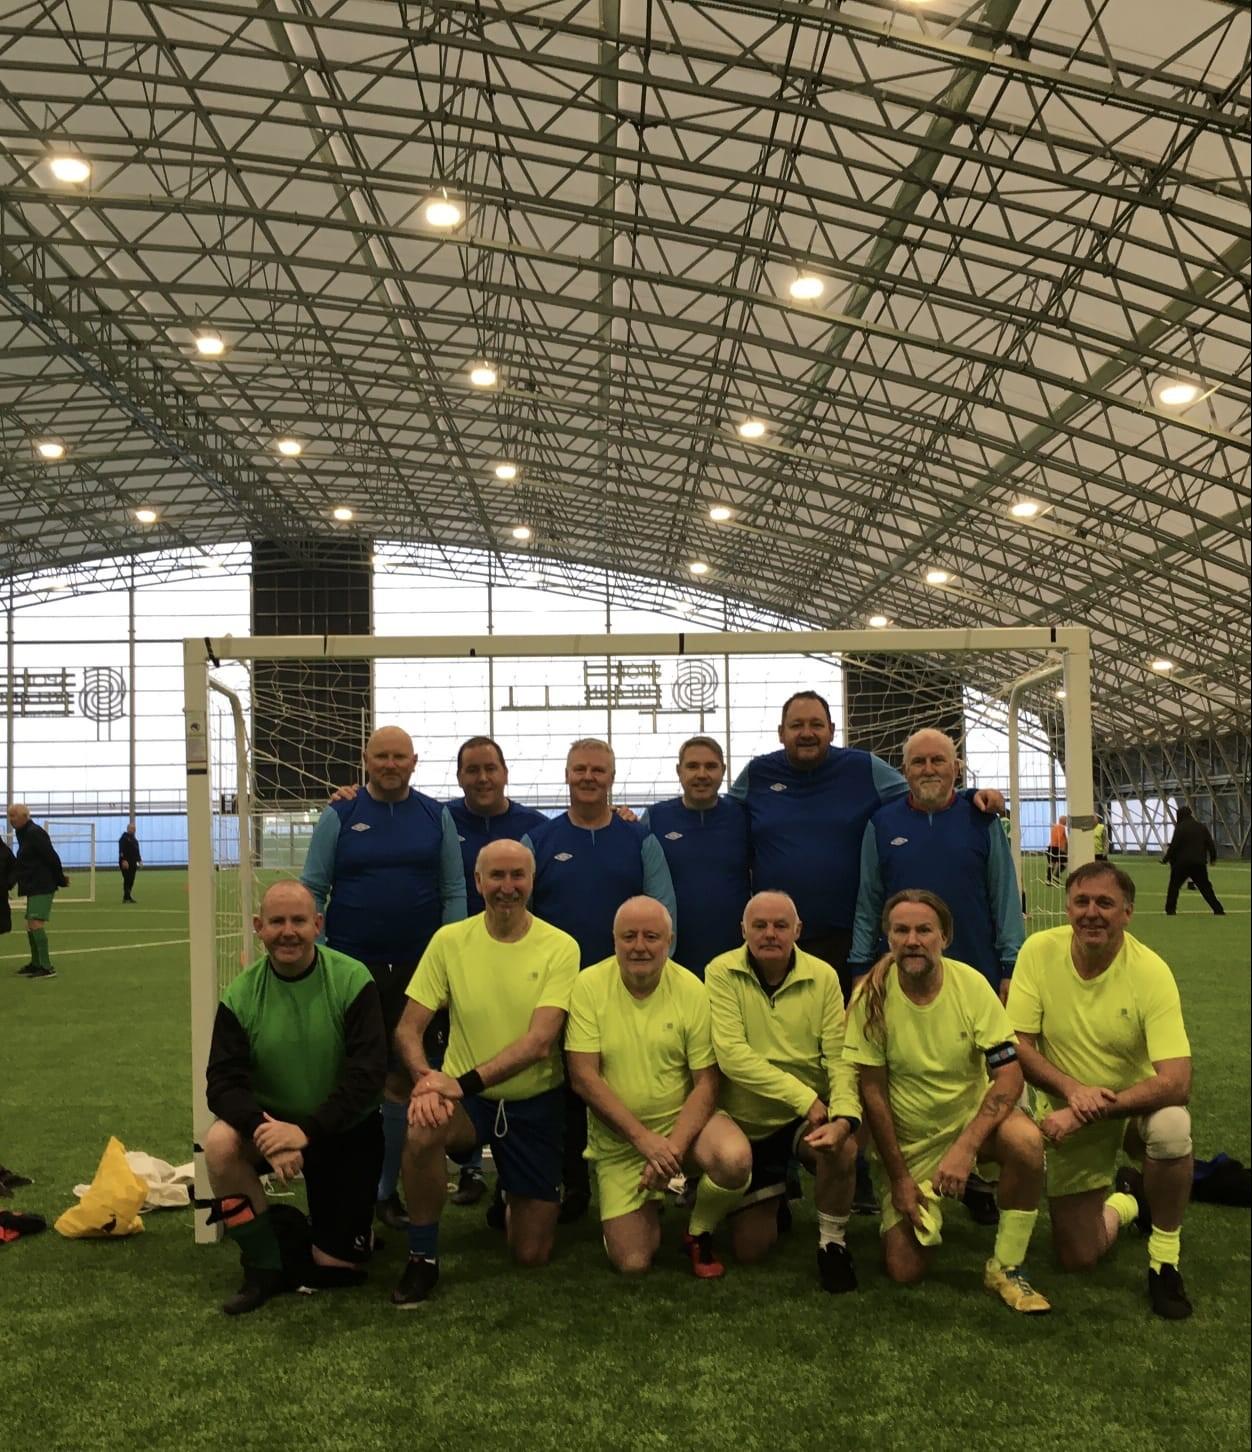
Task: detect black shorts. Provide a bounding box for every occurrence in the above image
[364,962,445,1073]
[735,1119,807,1211]
[266,1112,383,1262]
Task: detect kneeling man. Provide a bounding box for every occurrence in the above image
[1008,863,1194,1319]
[391,839,580,1305]
[204,881,387,1315]
[704,891,860,1292]
[846,889,1051,1312]
[567,896,752,1277]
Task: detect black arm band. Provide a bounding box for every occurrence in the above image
[831,1114,861,1134]
[456,1069,485,1097]
[984,1042,1018,1070]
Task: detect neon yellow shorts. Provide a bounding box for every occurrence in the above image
[869,1146,997,1239]
[1044,1119,1129,1198]
[591,1148,665,1223]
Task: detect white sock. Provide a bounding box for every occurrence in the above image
[817,1211,849,1249]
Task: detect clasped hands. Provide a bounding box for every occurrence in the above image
[1042,1084,1117,1144]
[408,1069,463,1129]
[253,1112,308,1182]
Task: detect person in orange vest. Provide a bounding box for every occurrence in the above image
[1046,816,1068,886]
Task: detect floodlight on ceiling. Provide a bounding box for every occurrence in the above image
[520,569,542,586]
[511,524,532,541]
[1009,498,1041,519]
[275,437,303,457]
[1153,378,1203,409]
[674,600,695,617]
[469,363,499,388]
[494,462,519,481]
[688,560,710,576]
[332,506,354,522]
[708,504,733,522]
[423,194,464,229]
[134,507,159,524]
[788,273,824,302]
[49,154,91,183]
[35,440,65,460]
[1150,658,1174,673]
[736,418,767,440]
[924,567,951,586]
[47,579,71,594]
[1055,688,1067,700]
[868,614,889,628]
[195,330,226,357]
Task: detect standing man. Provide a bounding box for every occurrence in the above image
[704,891,860,1292]
[1008,863,1196,1319]
[523,738,677,1221]
[1092,816,1109,863]
[301,725,466,1230]
[390,840,580,1306]
[1161,806,1224,917]
[729,692,1002,1001]
[7,805,68,981]
[203,881,387,1316]
[566,897,752,1277]
[846,890,1051,1312]
[1045,816,1068,885]
[641,735,752,977]
[851,729,1023,1000]
[118,820,142,904]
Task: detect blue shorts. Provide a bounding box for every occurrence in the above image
[457,1086,564,1203]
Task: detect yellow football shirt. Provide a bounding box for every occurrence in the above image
[1007,926,1190,1110]
[408,913,580,1101]
[844,957,1015,1158]
[566,957,716,1157]
[705,946,860,1140]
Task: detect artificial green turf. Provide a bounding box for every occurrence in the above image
[1,860,1248,1452]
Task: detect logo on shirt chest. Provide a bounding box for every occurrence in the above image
[890,836,909,847]
[665,832,683,841]
[554,852,574,862]
[770,782,788,793]
[350,822,371,833]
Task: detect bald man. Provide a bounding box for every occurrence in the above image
[302,725,467,1229]
[203,881,388,1315]
[567,897,752,1277]
[8,805,69,980]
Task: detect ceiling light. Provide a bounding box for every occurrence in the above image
[674,601,694,617]
[35,440,65,460]
[511,524,532,541]
[49,155,91,183]
[332,506,354,522]
[134,507,158,524]
[736,418,767,440]
[275,437,303,457]
[520,569,542,586]
[423,195,464,229]
[1009,498,1041,519]
[200,556,226,574]
[867,614,889,628]
[47,578,71,594]
[688,560,710,576]
[469,363,498,388]
[1150,658,1174,673]
[708,504,733,522]
[194,330,226,357]
[788,273,824,302]
[924,568,950,586]
[1154,378,1202,409]
[493,462,519,481]
[1055,688,1067,700]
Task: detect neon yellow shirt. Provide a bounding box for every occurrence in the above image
[844,957,1014,1158]
[1007,926,1189,1110]
[704,946,859,1140]
[1093,822,1108,855]
[566,957,716,1157]
[408,913,580,1101]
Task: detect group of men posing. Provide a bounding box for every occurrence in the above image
[202,690,1196,1325]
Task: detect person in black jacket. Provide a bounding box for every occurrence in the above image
[7,806,69,980]
[118,821,142,903]
[1162,806,1225,917]
[0,836,14,939]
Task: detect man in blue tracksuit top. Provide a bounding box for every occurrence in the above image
[642,734,751,978]
[443,734,548,1208]
[730,691,1003,1002]
[302,725,466,1228]
[850,728,1024,998]
[522,737,677,1220]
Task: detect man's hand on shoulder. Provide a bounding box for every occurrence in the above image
[612,803,639,823]
[328,782,361,804]
[972,788,1006,815]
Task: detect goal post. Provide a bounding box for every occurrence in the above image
[183,624,1093,1242]
[27,818,96,904]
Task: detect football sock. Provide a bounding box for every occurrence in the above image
[30,928,50,968]
[226,1208,282,1271]
[991,1207,1038,1270]
[817,1211,850,1249]
[406,1221,439,1261]
[687,1171,750,1238]
[1104,1191,1139,1233]
[377,1100,408,1200]
[1147,1225,1181,1273]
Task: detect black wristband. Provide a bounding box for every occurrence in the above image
[456,1068,485,1098]
[831,1114,861,1135]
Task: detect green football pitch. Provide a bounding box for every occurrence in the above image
[2,860,1248,1452]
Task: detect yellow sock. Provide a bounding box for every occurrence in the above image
[1104,1192,1139,1231]
[991,1207,1038,1270]
[687,1171,750,1238]
[1147,1225,1181,1273]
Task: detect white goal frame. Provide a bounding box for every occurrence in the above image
[183,625,1094,1240]
[14,818,97,904]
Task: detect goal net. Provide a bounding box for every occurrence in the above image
[184,626,1093,1240]
[30,818,96,904]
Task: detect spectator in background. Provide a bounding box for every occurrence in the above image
[1092,817,1108,863]
[1045,816,1068,885]
[118,820,142,903]
[1162,807,1224,917]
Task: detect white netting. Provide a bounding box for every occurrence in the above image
[39,818,96,903]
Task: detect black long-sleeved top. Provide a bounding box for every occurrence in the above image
[13,821,68,895]
[1163,816,1218,868]
[118,831,142,866]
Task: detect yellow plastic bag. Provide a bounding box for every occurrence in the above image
[55,1136,147,1239]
